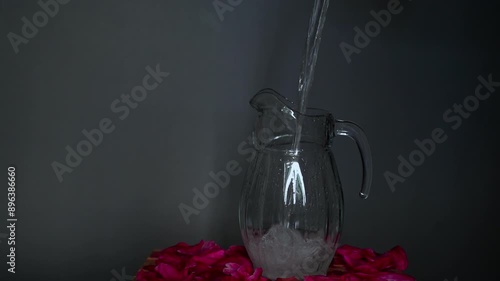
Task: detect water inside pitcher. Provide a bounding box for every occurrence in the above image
[239,89,372,280]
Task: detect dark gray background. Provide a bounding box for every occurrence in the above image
[1,0,499,280]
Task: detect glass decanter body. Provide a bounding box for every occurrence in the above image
[239,89,372,280]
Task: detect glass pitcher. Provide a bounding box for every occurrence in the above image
[239,89,372,280]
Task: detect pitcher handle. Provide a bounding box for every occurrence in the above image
[333,120,372,199]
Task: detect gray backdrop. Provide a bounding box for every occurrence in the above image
[1,0,499,280]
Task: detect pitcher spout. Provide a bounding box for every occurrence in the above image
[250,88,298,118]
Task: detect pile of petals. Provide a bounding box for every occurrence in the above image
[135,241,415,281]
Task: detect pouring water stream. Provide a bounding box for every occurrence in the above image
[283,0,330,227]
[292,0,330,154]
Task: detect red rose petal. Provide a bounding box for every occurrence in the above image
[190,249,226,265]
[156,263,185,281]
[138,241,414,281]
